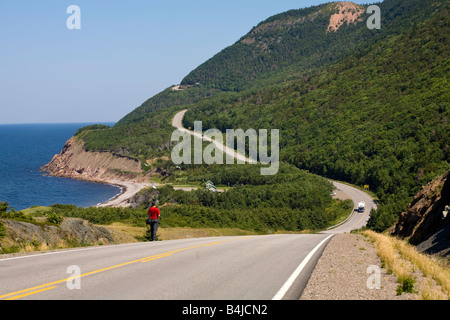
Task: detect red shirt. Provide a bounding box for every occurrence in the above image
[148,206,160,220]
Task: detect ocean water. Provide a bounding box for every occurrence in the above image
[0,123,121,211]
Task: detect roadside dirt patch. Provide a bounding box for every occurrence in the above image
[300,233,418,300]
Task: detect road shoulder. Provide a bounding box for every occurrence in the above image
[300,233,418,300]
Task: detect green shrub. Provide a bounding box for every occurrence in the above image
[0,202,34,223]
[397,277,416,295]
[0,220,6,239]
[45,212,63,225]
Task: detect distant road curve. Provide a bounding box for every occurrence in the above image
[325,181,376,234]
[172,109,256,164]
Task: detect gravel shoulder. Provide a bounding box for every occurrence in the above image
[300,233,419,300]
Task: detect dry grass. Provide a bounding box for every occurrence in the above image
[159,227,255,240]
[106,223,144,239]
[106,223,256,241]
[364,230,412,283]
[3,238,78,255]
[364,230,449,300]
[392,236,449,300]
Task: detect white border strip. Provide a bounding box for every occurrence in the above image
[0,241,152,262]
[272,234,334,300]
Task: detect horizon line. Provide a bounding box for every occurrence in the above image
[0,121,117,126]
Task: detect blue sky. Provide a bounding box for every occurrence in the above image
[0,0,369,124]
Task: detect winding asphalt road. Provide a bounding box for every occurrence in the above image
[325,181,376,234]
[0,110,376,300]
[172,109,256,164]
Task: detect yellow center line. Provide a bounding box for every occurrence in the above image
[5,286,58,301]
[1,236,252,300]
[141,253,172,263]
[0,279,69,300]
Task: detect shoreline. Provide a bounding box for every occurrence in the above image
[95,179,152,208]
[95,184,125,207]
[45,174,152,208]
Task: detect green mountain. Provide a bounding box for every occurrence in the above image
[72,0,449,232]
[180,0,441,91]
[118,0,443,125]
[114,1,371,127]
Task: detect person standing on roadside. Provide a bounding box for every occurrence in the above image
[147,201,160,241]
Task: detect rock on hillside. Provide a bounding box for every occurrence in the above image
[393,170,450,258]
[128,187,160,209]
[0,217,137,253]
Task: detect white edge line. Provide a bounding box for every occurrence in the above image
[0,236,241,263]
[272,234,334,300]
[0,241,152,262]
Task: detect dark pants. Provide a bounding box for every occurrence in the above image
[149,219,159,241]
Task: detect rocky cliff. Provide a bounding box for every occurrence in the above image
[393,170,450,258]
[41,137,144,184]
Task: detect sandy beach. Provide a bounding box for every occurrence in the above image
[96,180,154,208]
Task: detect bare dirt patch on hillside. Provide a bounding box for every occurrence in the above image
[327,2,365,33]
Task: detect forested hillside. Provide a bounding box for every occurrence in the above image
[73,0,449,232]
[115,0,442,127]
[184,3,450,231]
[40,164,351,233]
